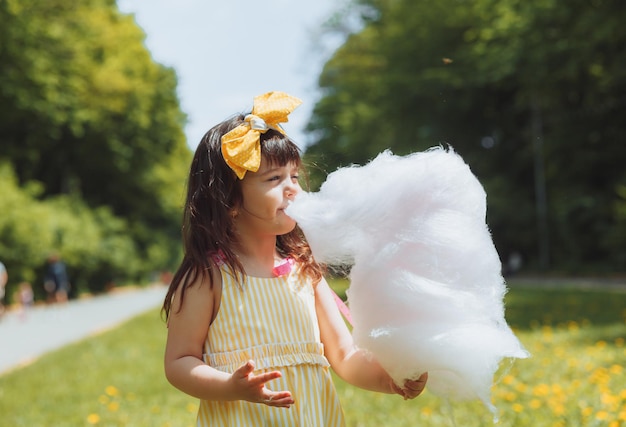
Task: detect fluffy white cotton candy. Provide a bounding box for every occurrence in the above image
[286,147,528,415]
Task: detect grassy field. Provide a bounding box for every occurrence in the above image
[0,280,624,426]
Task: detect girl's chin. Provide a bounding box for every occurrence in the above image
[277,220,297,235]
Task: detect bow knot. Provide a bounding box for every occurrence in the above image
[245,114,269,132]
[221,91,302,179]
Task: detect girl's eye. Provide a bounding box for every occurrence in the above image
[268,175,281,181]
[291,175,300,180]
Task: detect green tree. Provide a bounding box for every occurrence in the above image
[306,0,626,273]
[0,0,191,289]
[0,162,143,300]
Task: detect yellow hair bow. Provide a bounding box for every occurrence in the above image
[221,91,302,179]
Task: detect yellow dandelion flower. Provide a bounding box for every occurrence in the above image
[503,391,517,402]
[595,340,607,349]
[619,410,626,421]
[530,399,542,409]
[590,367,609,384]
[108,401,120,412]
[533,383,550,397]
[615,337,624,347]
[609,364,623,374]
[98,395,109,405]
[609,421,619,427]
[551,384,563,395]
[421,407,433,416]
[567,321,579,331]
[512,403,523,413]
[502,375,514,385]
[581,407,593,417]
[87,413,101,424]
[186,403,198,413]
[596,410,609,421]
[601,392,618,406]
[105,385,120,397]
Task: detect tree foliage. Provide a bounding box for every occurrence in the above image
[0,0,191,296]
[305,0,626,273]
[0,163,143,301]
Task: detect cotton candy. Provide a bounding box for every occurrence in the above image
[286,147,529,415]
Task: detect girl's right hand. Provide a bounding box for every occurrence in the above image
[231,360,294,408]
[391,372,428,400]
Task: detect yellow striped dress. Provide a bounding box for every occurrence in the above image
[197,262,346,426]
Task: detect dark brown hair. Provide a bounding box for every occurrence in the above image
[163,114,324,320]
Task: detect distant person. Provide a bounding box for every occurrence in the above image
[503,251,523,277]
[0,261,7,318]
[44,253,71,304]
[17,281,34,320]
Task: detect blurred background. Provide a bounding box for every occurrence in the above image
[1,0,624,305]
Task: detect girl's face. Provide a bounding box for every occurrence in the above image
[236,158,301,237]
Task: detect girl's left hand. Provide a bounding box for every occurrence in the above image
[392,372,428,400]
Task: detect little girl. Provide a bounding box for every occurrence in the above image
[163,91,427,426]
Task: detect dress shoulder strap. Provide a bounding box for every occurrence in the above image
[210,250,353,325]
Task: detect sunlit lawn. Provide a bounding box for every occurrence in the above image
[0,280,624,426]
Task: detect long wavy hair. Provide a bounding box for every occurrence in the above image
[163,114,324,320]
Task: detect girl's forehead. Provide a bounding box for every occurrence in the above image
[258,157,299,172]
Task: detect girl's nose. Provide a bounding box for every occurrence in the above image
[285,187,295,200]
[285,182,300,200]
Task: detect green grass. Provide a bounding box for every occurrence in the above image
[1,281,625,426]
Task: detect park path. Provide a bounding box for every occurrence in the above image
[0,285,166,376]
[1,276,624,377]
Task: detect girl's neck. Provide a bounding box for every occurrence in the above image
[234,235,282,278]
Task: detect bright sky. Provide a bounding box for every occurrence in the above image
[117,0,345,150]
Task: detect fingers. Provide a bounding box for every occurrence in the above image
[233,360,294,408]
[408,372,428,387]
[262,391,294,408]
[398,372,428,400]
[233,360,280,385]
[251,370,282,385]
[233,360,255,379]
